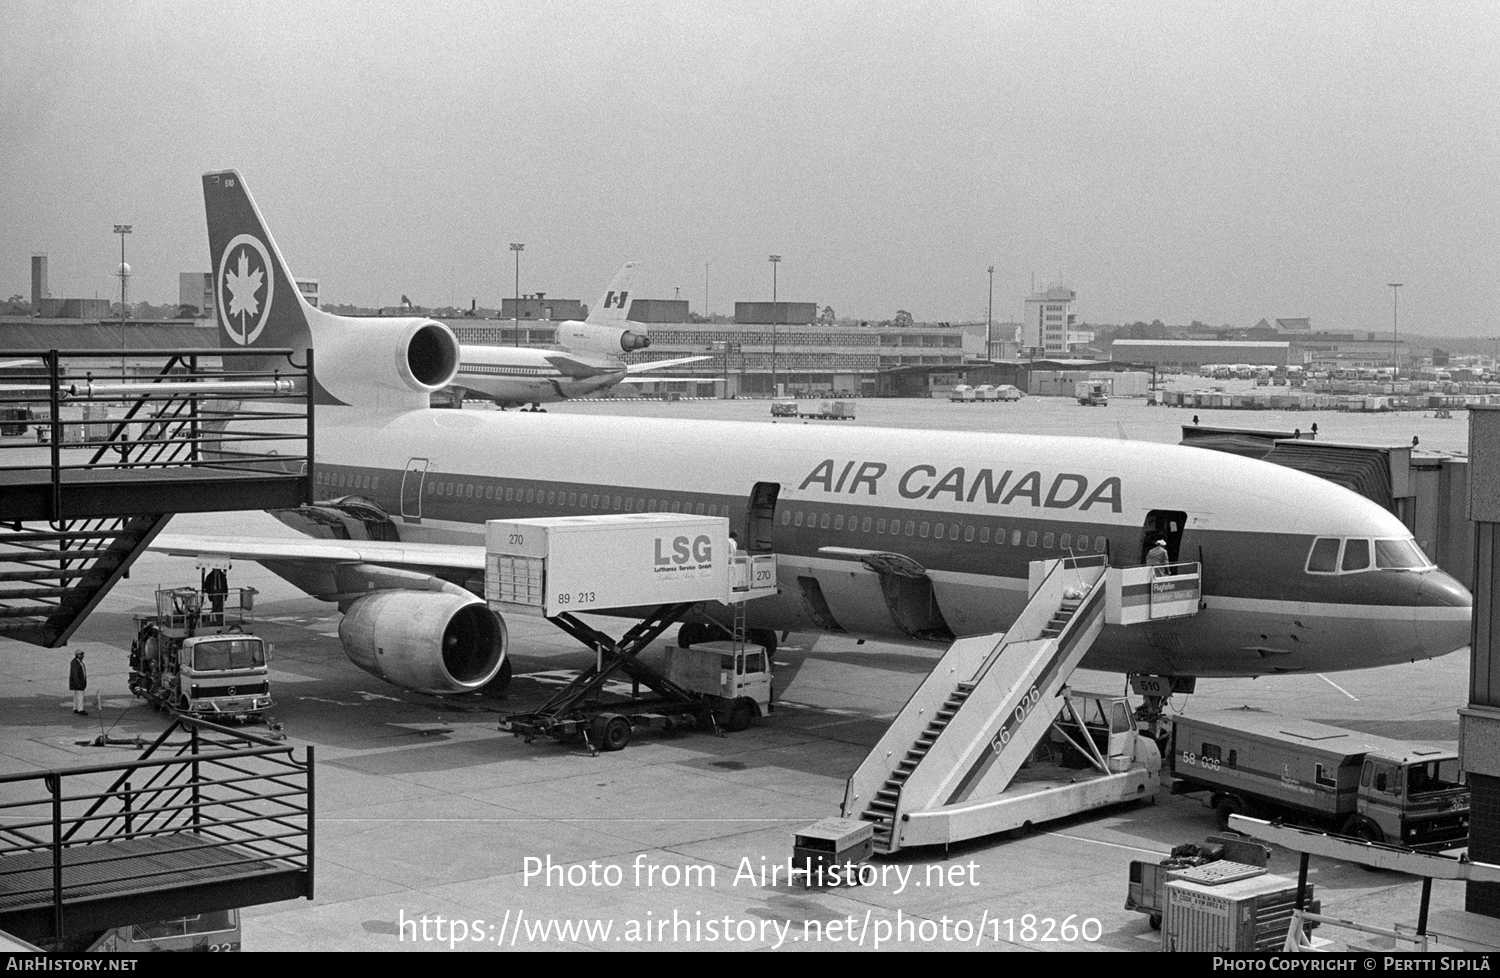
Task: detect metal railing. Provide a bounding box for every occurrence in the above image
[0,716,313,939]
[0,348,313,506]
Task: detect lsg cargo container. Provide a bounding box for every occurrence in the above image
[485,514,731,617]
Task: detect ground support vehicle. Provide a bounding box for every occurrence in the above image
[1168,710,1469,851]
[129,584,272,719]
[949,385,976,403]
[498,605,774,752]
[770,399,856,420]
[1076,380,1109,406]
[842,557,1202,852]
[488,514,778,752]
[1126,835,1291,930]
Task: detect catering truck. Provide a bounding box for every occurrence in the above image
[489,514,779,750]
[1168,709,1469,851]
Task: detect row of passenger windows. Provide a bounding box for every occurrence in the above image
[1305,537,1432,575]
[318,470,378,492]
[425,478,729,518]
[779,508,1109,554]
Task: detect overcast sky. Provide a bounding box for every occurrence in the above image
[2,1,1496,334]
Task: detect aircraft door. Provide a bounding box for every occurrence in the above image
[1140,509,1187,565]
[400,458,429,523]
[746,482,780,553]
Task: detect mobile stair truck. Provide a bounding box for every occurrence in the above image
[129,580,272,719]
[840,555,1203,853]
[490,513,779,752]
[1168,710,1469,851]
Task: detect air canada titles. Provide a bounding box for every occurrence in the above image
[798,459,1122,513]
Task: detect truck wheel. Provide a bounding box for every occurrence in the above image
[726,697,758,732]
[1340,816,1384,844]
[1149,912,1162,931]
[600,714,632,752]
[1214,796,1245,831]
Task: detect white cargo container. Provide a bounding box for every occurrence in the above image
[485,514,732,617]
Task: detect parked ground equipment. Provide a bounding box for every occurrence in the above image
[1126,835,1284,930]
[1168,709,1469,851]
[129,581,271,719]
[1076,380,1109,406]
[488,514,778,752]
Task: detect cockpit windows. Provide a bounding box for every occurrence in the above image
[1307,538,1340,573]
[1306,537,1433,575]
[1374,538,1430,569]
[1341,538,1371,572]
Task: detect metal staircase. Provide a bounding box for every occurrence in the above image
[0,349,313,648]
[858,592,1092,850]
[841,557,1111,853]
[862,682,974,851]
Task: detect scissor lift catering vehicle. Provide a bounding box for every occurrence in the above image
[488,514,778,753]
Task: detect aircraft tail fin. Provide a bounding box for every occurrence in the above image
[584,262,640,325]
[202,170,314,358]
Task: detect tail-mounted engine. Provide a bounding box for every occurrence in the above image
[308,312,461,408]
[558,321,650,358]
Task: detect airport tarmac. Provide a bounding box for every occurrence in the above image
[0,393,1479,951]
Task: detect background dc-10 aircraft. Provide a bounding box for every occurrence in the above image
[152,170,1472,702]
[449,262,711,411]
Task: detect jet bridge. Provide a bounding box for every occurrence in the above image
[842,555,1200,853]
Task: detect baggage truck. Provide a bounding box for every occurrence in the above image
[1168,709,1469,851]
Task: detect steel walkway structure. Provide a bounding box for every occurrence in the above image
[0,717,314,947]
[0,348,313,647]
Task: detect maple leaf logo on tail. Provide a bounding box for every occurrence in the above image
[226,251,263,321]
[216,233,275,346]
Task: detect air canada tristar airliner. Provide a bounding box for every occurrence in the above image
[153,170,1472,699]
[449,262,711,410]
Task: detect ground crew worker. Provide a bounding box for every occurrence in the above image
[1146,539,1170,573]
[204,566,229,624]
[69,650,88,715]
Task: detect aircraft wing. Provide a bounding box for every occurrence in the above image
[542,353,625,379]
[150,534,485,576]
[624,355,713,375]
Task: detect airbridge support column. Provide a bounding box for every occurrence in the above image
[1462,406,1500,917]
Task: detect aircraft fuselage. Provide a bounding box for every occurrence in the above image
[302,405,1471,678]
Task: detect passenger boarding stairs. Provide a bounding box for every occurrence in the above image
[0,350,312,648]
[842,555,1200,853]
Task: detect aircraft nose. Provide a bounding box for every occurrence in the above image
[1413,570,1472,660]
[1419,571,1472,608]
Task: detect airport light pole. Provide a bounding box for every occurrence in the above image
[510,243,524,347]
[987,265,994,361]
[769,255,780,396]
[114,224,131,379]
[1389,282,1402,393]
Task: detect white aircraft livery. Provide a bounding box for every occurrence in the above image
[155,170,1472,700]
[450,262,711,409]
